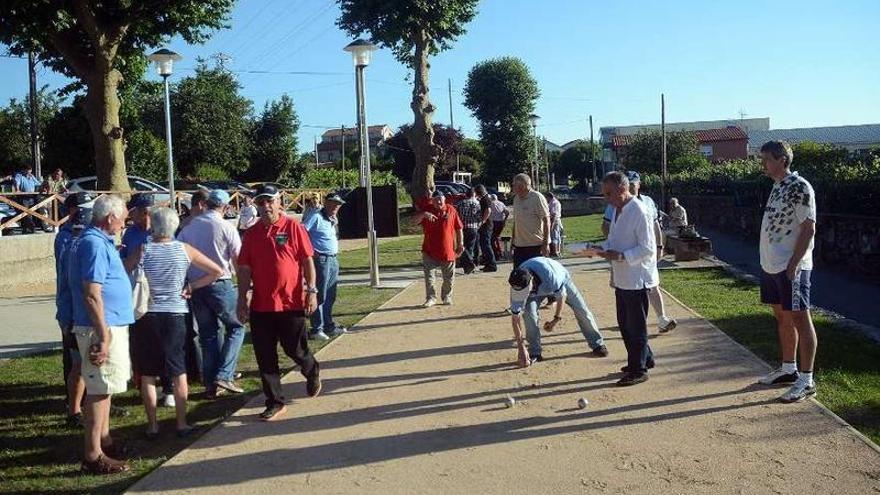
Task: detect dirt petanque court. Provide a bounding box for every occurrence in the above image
[129,271,880,495]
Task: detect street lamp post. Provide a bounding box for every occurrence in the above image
[344,39,380,288]
[529,114,540,189]
[148,49,182,208]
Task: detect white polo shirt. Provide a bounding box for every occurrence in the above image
[759,172,816,274]
[603,198,659,290]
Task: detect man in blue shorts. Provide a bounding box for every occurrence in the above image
[757,140,819,403]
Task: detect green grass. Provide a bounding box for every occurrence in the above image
[662,268,880,445]
[0,285,399,495]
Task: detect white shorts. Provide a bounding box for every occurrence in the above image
[74,325,131,395]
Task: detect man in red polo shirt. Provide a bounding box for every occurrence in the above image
[414,190,464,307]
[236,185,321,421]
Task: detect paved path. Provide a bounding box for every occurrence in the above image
[0,295,60,359]
[129,271,880,495]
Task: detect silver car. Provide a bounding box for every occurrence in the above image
[66,175,192,214]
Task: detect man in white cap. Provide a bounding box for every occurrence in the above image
[303,192,348,340]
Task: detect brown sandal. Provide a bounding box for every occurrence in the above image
[80,454,130,475]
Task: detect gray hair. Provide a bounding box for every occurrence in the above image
[150,207,180,239]
[91,194,126,223]
[489,194,497,201]
[602,171,629,190]
[760,140,793,167]
[670,197,679,206]
[512,173,531,186]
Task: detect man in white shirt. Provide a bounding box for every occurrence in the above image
[757,140,818,404]
[585,171,658,386]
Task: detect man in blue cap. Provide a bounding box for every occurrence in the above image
[178,188,245,398]
[120,193,153,259]
[303,192,348,340]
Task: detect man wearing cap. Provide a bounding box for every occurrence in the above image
[177,189,245,398]
[14,164,43,233]
[455,187,482,274]
[507,257,607,366]
[303,193,347,340]
[120,193,153,260]
[237,184,321,421]
[413,190,464,307]
[602,171,677,334]
[55,192,93,426]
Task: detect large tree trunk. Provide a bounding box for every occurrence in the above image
[407,31,441,204]
[83,67,128,192]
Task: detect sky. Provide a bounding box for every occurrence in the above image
[1,0,878,151]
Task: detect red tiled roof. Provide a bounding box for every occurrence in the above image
[322,125,389,138]
[611,127,747,148]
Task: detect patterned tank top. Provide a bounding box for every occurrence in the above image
[141,240,191,313]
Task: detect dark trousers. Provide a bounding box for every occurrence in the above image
[478,224,496,269]
[250,310,319,407]
[491,221,505,259]
[184,309,203,382]
[615,288,653,373]
[512,244,543,268]
[459,228,479,272]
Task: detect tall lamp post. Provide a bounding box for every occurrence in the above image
[529,114,540,189]
[148,48,182,207]
[344,39,380,288]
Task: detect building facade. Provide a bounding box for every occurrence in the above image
[316,124,393,164]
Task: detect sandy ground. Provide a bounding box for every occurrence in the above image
[129,271,880,495]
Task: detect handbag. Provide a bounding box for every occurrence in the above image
[131,266,150,320]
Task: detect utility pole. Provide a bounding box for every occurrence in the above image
[28,51,42,179]
[589,114,595,192]
[661,93,667,212]
[314,136,319,168]
[449,78,460,173]
[341,124,346,189]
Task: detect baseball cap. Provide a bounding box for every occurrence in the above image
[207,189,230,206]
[129,193,155,209]
[432,189,445,198]
[64,191,94,209]
[626,170,641,183]
[254,184,280,200]
[324,192,346,205]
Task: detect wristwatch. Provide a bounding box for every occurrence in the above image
[305,286,318,294]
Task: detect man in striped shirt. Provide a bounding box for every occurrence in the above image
[455,188,482,274]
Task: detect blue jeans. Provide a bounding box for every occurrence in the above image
[523,278,604,356]
[310,254,340,334]
[478,224,496,268]
[192,280,245,384]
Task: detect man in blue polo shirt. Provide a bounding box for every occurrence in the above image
[55,192,93,426]
[119,193,153,259]
[14,165,42,233]
[507,257,608,367]
[68,194,133,474]
[303,193,347,340]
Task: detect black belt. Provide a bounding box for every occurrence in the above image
[315,252,337,257]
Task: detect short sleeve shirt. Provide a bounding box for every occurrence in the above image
[14,173,41,192]
[177,210,241,280]
[54,225,75,324]
[760,172,817,273]
[421,204,463,262]
[302,209,340,255]
[490,200,507,222]
[69,226,135,328]
[455,198,482,229]
[509,257,571,314]
[512,190,550,247]
[548,198,561,219]
[119,224,150,260]
[238,215,315,312]
[637,194,658,222]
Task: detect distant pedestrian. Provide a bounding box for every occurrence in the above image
[546,192,563,257]
[238,193,258,236]
[588,171,658,386]
[132,207,223,439]
[507,257,608,367]
[489,194,508,259]
[177,189,246,399]
[756,140,819,403]
[415,190,464,307]
[303,192,347,340]
[236,185,322,421]
[474,185,498,272]
[668,197,688,230]
[510,173,550,268]
[13,164,42,233]
[455,188,481,274]
[47,168,68,194]
[68,194,133,474]
[54,192,93,427]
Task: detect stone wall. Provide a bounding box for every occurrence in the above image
[0,232,57,294]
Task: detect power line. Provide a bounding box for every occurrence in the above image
[228,0,310,60]
[244,1,335,70]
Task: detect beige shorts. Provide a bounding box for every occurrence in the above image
[74,325,131,395]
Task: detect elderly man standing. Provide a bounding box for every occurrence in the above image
[303,193,347,340]
[455,188,482,274]
[489,194,509,259]
[474,184,498,272]
[68,194,133,474]
[414,190,464,307]
[178,189,245,399]
[757,140,819,403]
[119,194,153,260]
[236,185,321,421]
[511,173,550,268]
[586,171,658,386]
[13,164,42,233]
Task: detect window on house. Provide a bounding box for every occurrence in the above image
[700,144,713,157]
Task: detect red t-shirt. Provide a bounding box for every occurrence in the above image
[238,215,315,312]
[420,204,463,262]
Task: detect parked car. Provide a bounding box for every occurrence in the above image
[67,175,192,215]
[199,180,254,195]
[435,180,471,194]
[0,201,21,235]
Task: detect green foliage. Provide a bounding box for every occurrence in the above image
[336,0,479,68]
[0,87,62,173]
[43,100,94,178]
[463,57,540,182]
[126,127,166,181]
[245,95,300,182]
[623,130,700,175]
[300,168,400,190]
[172,61,253,180]
[388,123,465,181]
[555,141,601,185]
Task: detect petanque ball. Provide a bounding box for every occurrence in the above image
[577,397,589,409]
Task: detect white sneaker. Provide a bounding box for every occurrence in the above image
[423,298,437,308]
[658,316,677,333]
[780,381,817,403]
[441,297,453,306]
[758,367,799,385]
[163,394,176,407]
[311,330,331,341]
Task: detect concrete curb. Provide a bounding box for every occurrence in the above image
[660,286,880,455]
